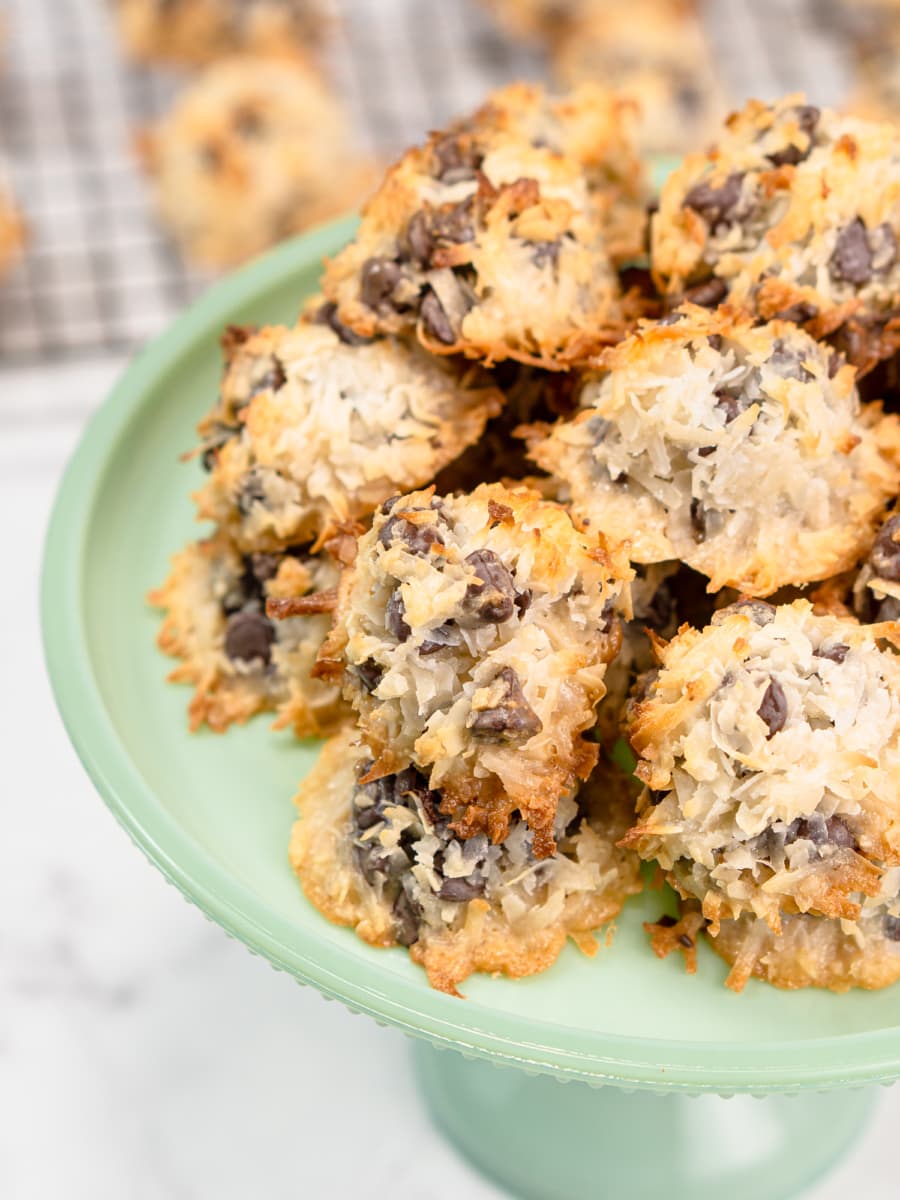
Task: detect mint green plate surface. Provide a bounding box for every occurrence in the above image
[42,216,900,1096]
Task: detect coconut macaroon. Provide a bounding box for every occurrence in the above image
[552,0,727,156]
[652,95,900,367]
[316,483,632,858]
[113,0,329,66]
[624,599,900,934]
[321,83,646,370]
[194,318,503,552]
[527,306,900,596]
[137,56,370,269]
[149,530,346,736]
[706,888,900,993]
[645,885,900,992]
[290,731,642,995]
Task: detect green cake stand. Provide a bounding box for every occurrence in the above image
[42,217,897,1200]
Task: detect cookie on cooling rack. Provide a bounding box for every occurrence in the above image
[321,82,646,369]
[113,0,329,65]
[137,56,370,269]
[624,599,900,934]
[477,0,588,43]
[552,0,727,156]
[194,317,503,552]
[290,730,642,995]
[526,305,900,596]
[149,530,346,736]
[652,95,900,369]
[0,169,25,279]
[315,482,632,859]
[848,30,900,125]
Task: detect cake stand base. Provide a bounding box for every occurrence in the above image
[414,1043,876,1200]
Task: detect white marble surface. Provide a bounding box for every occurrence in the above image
[5,359,900,1200]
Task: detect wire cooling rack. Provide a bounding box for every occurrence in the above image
[0,0,848,364]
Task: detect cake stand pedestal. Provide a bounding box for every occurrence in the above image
[414,1043,876,1200]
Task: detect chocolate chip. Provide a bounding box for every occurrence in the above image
[233,105,264,138]
[392,890,420,946]
[767,105,820,167]
[884,915,900,942]
[689,497,706,542]
[248,552,280,585]
[530,240,561,268]
[420,789,442,829]
[354,658,383,693]
[386,591,411,642]
[237,468,269,516]
[403,210,433,266]
[378,514,445,555]
[683,277,727,308]
[684,172,745,229]
[707,334,724,352]
[870,515,900,581]
[658,310,688,326]
[828,352,843,378]
[715,389,751,423]
[824,816,856,849]
[360,257,402,308]
[757,677,787,738]
[678,934,694,949]
[829,219,873,286]
[468,666,543,742]
[393,766,431,806]
[419,623,453,655]
[815,643,849,664]
[730,599,776,625]
[353,840,391,886]
[773,301,818,324]
[224,611,275,665]
[354,800,383,831]
[461,549,516,624]
[769,337,813,381]
[432,135,480,182]
[677,83,703,116]
[515,590,532,615]
[316,300,372,346]
[876,595,900,622]
[431,199,475,246]
[200,423,235,472]
[201,142,223,171]
[786,813,857,851]
[420,289,456,344]
[438,876,486,902]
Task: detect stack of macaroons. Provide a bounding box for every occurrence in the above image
[154,83,900,996]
